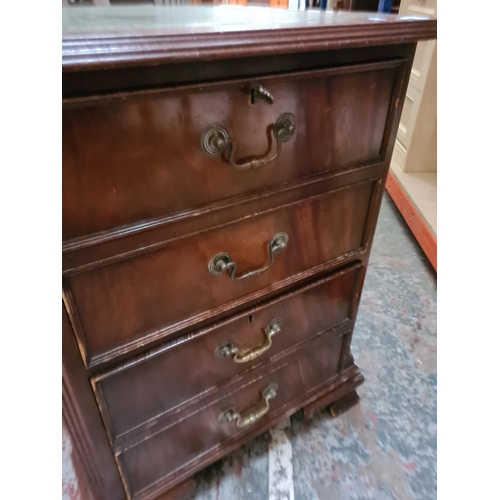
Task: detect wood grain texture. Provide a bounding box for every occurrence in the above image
[61,6,437,70]
[64,180,375,367]
[328,390,361,418]
[61,7,436,499]
[62,62,399,241]
[62,162,385,278]
[62,44,414,99]
[115,327,351,499]
[92,264,362,443]
[63,304,126,500]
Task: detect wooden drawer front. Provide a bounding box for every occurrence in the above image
[65,180,375,366]
[93,265,361,441]
[62,61,400,240]
[115,328,345,499]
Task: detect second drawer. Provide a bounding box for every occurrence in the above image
[92,263,363,442]
[65,179,375,366]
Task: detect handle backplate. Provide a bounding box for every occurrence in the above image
[208,232,288,281]
[201,113,295,170]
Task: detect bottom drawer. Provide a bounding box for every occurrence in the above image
[116,327,347,499]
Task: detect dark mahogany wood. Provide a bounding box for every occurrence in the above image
[61,6,436,71]
[329,390,361,418]
[116,327,348,499]
[62,161,384,275]
[62,44,415,99]
[62,6,436,500]
[63,62,399,240]
[93,264,362,443]
[64,180,374,367]
[62,304,125,500]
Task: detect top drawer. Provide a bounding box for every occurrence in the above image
[62,61,401,241]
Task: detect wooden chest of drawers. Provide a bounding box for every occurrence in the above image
[62,6,436,500]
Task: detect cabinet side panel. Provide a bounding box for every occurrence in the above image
[63,303,126,500]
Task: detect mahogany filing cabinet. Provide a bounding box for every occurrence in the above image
[62,6,437,499]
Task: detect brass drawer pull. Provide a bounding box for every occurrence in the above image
[215,318,282,363]
[218,383,278,428]
[208,233,288,281]
[201,113,296,171]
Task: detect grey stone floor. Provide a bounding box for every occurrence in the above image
[190,192,437,500]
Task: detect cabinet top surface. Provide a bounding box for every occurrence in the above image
[63,5,433,37]
[62,5,436,71]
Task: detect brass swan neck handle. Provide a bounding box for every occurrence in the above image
[208,233,288,281]
[201,113,296,171]
[218,383,278,428]
[215,318,283,364]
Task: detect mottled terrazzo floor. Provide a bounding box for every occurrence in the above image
[62,192,437,500]
[189,192,437,500]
